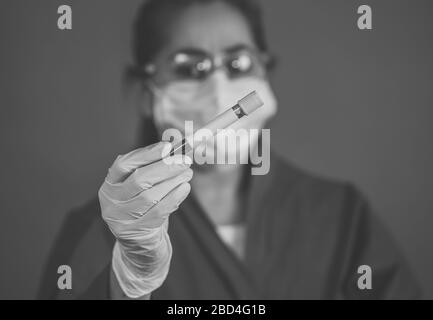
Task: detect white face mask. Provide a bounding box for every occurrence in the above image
[149,71,278,163]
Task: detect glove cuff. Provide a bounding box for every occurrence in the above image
[111,237,172,298]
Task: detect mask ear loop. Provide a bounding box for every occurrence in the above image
[140,64,175,132]
[141,63,170,97]
[132,64,156,119]
[139,63,158,119]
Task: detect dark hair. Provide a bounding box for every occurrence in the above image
[126,0,271,81]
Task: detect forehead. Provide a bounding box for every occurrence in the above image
[162,2,256,55]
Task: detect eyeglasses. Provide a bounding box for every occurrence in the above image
[143,46,272,81]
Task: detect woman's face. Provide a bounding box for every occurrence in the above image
[151,2,259,87]
[145,2,277,168]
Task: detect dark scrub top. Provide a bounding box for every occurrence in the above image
[38,152,420,299]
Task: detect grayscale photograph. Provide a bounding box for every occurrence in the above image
[0,0,432,305]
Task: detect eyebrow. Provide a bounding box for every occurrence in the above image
[223,44,255,55]
[170,48,208,58]
[170,44,256,58]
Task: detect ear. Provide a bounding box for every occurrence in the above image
[138,84,154,118]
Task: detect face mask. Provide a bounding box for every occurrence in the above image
[149,71,278,163]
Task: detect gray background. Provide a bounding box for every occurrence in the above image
[0,0,432,299]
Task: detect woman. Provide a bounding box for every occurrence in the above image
[39,0,419,299]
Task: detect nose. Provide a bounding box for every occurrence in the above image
[206,70,232,114]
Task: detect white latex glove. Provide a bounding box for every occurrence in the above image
[98,142,193,298]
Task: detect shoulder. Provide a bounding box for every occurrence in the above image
[38,198,114,299]
[269,151,366,216]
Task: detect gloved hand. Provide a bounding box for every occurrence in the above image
[98,142,193,298]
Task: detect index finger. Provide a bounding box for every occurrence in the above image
[106,141,172,184]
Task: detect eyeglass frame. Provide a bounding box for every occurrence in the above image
[139,45,276,82]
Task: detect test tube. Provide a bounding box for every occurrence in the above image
[169,91,264,156]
